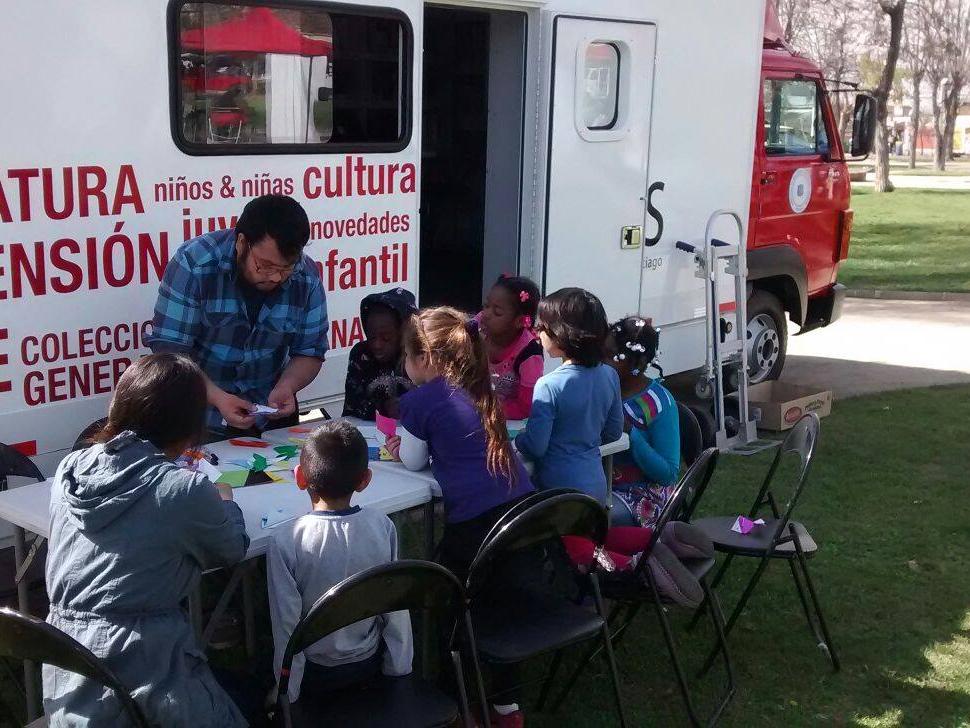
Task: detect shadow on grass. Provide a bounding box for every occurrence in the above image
[782,356,970,400]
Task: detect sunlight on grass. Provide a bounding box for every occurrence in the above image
[840,189,970,292]
[854,708,903,727]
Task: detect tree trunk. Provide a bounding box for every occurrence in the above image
[873,1,907,192]
[944,78,963,161]
[929,76,946,172]
[909,72,922,169]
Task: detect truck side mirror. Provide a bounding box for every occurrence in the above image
[850,94,876,158]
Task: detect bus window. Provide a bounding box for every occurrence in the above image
[173,2,411,153]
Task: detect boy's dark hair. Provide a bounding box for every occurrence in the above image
[536,287,609,367]
[300,421,369,500]
[493,274,540,321]
[235,195,311,261]
[609,317,662,377]
[96,353,207,450]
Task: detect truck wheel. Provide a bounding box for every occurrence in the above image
[687,403,717,449]
[746,290,787,384]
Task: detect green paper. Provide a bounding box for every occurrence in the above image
[251,454,268,472]
[274,445,299,460]
[216,470,249,487]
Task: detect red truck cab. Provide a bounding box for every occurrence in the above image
[743,8,854,383]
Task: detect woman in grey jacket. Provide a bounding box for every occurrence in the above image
[43,353,251,727]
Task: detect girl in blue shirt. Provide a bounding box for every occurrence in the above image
[515,288,623,504]
[607,317,681,528]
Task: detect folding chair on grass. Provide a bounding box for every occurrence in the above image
[466,491,628,727]
[559,448,736,727]
[0,607,150,728]
[690,412,840,673]
[275,559,487,728]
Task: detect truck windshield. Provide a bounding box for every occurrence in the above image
[763,79,828,156]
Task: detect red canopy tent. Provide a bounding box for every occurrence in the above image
[181,7,332,57]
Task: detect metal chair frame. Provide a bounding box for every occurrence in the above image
[558,449,736,727]
[466,492,628,727]
[276,559,487,728]
[690,413,840,673]
[0,608,150,727]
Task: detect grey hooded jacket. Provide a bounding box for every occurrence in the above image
[43,431,250,727]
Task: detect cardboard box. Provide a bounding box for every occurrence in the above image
[744,381,832,431]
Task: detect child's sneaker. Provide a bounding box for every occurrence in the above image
[489,708,525,728]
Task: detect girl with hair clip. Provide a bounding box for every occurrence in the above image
[605,317,681,529]
[385,307,536,726]
[477,274,544,420]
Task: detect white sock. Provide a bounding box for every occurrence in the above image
[493,703,519,715]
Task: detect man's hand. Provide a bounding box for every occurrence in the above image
[215,390,257,430]
[266,382,297,419]
[216,483,235,501]
[385,435,402,461]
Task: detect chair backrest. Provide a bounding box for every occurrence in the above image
[467,492,608,597]
[677,402,704,468]
[632,448,718,576]
[0,443,45,491]
[279,560,464,696]
[475,489,578,562]
[72,418,107,452]
[0,608,149,727]
[751,413,821,544]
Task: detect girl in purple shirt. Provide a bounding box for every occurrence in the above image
[387,306,534,575]
[387,306,535,725]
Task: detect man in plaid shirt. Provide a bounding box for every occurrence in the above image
[147,195,328,437]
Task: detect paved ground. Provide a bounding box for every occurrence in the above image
[782,297,970,399]
[855,174,970,190]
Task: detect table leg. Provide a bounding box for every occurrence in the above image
[241,563,256,658]
[421,500,437,679]
[14,527,40,721]
[423,500,436,559]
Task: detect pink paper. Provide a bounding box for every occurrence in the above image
[731,516,766,535]
[376,413,397,438]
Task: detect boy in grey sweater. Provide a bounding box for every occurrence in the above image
[268,421,413,703]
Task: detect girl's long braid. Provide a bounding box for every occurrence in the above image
[406,307,516,481]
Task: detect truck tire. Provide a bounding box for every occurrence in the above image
[746,290,787,383]
[687,403,717,450]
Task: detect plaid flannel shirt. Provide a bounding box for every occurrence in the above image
[147,229,329,428]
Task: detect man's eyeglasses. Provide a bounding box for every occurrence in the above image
[248,243,299,278]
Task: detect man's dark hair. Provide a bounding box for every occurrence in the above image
[235,195,311,261]
[96,353,207,450]
[536,287,609,367]
[299,421,369,499]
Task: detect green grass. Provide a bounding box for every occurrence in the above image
[838,188,970,293]
[848,157,970,178]
[527,385,970,727]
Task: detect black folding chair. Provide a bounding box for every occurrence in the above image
[71,418,107,452]
[691,412,839,672]
[677,401,705,468]
[276,559,487,728]
[0,443,44,493]
[0,442,46,598]
[0,607,150,728]
[466,491,628,726]
[560,449,735,727]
